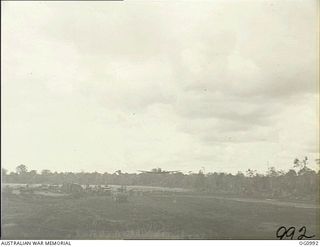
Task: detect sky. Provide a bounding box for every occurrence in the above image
[2,0,319,174]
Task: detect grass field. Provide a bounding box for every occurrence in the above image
[1,193,319,239]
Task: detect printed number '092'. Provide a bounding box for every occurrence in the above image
[299,241,319,245]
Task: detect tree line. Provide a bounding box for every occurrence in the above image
[2,157,319,200]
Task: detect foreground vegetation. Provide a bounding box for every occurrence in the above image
[1,192,319,239]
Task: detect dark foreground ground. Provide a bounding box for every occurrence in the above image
[1,193,319,239]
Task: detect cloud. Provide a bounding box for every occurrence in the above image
[2,1,318,174]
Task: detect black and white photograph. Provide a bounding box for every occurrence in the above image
[1,0,319,241]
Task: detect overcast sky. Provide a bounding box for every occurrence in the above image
[2,0,319,174]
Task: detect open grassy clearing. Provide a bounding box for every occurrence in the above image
[1,193,319,239]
